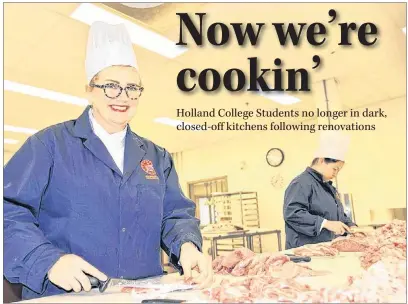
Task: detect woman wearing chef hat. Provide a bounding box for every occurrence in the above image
[283,131,356,250]
[4,22,212,300]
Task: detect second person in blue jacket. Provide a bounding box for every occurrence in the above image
[283,131,356,249]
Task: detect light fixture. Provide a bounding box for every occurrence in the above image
[70,3,187,59]
[5,125,38,135]
[4,80,88,106]
[121,3,164,9]
[4,138,19,144]
[259,92,301,105]
[403,27,406,34]
[253,89,301,105]
[248,83,301,105]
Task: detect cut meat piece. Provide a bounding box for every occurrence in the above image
[360,241,407,269]
[360,246,382,269]
[293,243,339,257]
[212,255,232,274]
[265,254,290,269]
[212,255,225,272]
[374,219,406,241]
[331,238,370,252]
[246,253,272,276]
[220,247,255,269]
[214,248,327,279]
[231,256,255,276]
[121,287,160,293]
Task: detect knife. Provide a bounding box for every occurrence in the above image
[285,254,311,263]
[86,274,194,293]
[86,275,111,292]
[87,274,163,293]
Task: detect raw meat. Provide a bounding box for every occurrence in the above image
[360,240,406,269]
[293,243,339,257]
[204,276,313,303]
[221,247,255,269]
[212,255,225,272]
[206,220,406,303]
[205,254,406,303]
[329,220,406,264]
[121,287,159,293]
[212,255,230,275]
[374,219,406,242]
[331,237,370,252]
[214,248,329,280]
[230,256,254,276]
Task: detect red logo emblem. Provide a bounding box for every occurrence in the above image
[141,160,156,176]
[141,160,159,180]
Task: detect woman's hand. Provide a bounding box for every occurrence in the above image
[323,220,351,235]
[48,254,107,292]
[179,242,214,289]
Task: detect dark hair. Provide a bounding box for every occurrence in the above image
[311,158,339,166]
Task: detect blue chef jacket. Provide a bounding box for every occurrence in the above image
[4,106,202,300]
[283,167,355,250]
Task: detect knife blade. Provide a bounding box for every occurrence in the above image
[86,274,194,293]
[87,274,164,292]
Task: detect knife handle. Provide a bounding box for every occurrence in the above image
[86,274,101,288]
[290,256,311,263]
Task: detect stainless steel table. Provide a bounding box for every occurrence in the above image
[245,229,282,252]
[202,231,247,260]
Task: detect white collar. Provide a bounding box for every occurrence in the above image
[88,108,127,143]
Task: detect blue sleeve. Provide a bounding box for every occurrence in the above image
[283,181,324,237]
[4,135,66,295]
[160,151,202,273]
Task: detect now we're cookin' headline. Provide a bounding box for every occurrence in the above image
[175,11,378,93]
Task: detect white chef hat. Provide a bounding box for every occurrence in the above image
[314,131,350,161]
[85,21,139,83]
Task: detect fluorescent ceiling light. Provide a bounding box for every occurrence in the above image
[255,90,301,105]
[248,84,301,105]
[4,80,88,106]
[154,117,191,127]
[261,92,301,105]
[5,125,38,135]
[4,138,19,144]
[70,3,187,58]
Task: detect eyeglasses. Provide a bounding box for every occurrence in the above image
[90,82,144,100]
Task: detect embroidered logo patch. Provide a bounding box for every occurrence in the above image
[141,159,159,180]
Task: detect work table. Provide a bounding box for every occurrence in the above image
[19,252,365,303]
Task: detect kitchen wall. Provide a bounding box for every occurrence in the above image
[4,151,14,165]
[178,97,406,252]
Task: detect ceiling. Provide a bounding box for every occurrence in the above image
[4,3,406,154]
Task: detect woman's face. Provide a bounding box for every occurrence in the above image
[86,65,142,129]
[321,160,344,180]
